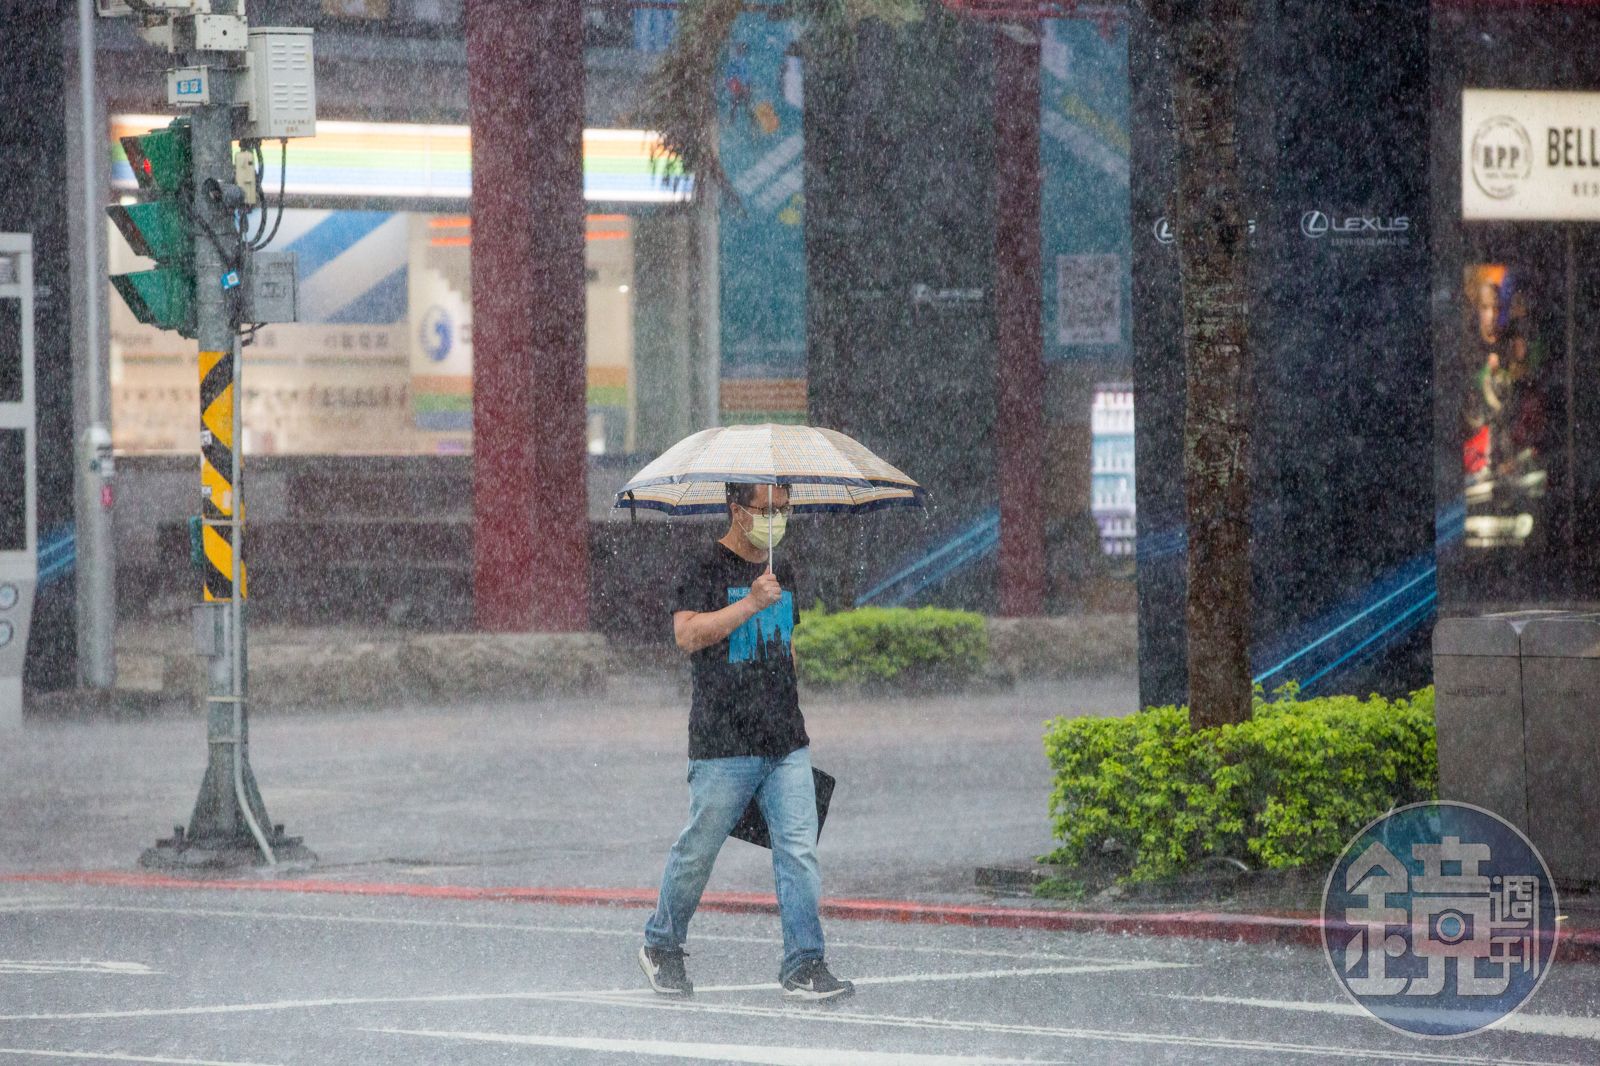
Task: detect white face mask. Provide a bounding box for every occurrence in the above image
[740,507,788,551]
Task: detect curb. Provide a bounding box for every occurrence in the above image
[8,870,1597,965]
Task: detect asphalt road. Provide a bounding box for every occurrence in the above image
[6,679,1600,1063]
[3,879,1600,1065]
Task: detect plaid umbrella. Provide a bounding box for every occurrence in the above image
[615,423,924,517]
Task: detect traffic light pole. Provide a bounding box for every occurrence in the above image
[72,0,116,691]
[139,7,310,869]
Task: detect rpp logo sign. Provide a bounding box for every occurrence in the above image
[1471,116,1533,200]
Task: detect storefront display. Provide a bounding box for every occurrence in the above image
[1460,263,1550,550]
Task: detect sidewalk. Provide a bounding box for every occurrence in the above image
[2,676,1133,893]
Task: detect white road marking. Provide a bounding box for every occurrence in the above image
[1176,995,1600,1042]
[0,991,594,1024]
[0,963,1170,1023]
[0,1050,283,1066]
[599,961,1186,997]
[536,993,1578,1066]
[0,901,1190,967]
[371,1028,1056,1065]
[0,961,158,976]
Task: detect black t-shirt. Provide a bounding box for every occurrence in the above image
[672,541,809,760]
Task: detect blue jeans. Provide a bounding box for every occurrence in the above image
[645,746,825,982]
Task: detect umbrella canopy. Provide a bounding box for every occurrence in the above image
[616,423,924,516]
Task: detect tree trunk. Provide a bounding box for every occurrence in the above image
[1164,0,1254,728]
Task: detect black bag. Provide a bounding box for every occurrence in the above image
[729,767,835,849]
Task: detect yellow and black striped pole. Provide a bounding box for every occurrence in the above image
[198,347,246,602]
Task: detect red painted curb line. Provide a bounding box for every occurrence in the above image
[6,870,1598,964]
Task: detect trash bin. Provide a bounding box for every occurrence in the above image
[1433,610,1600,887]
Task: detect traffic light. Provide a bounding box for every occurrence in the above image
[107,120,196,338]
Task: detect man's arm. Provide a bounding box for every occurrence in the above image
[672,571,783,654]
[673,600,760,655]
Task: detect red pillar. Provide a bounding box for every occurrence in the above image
[995,32,1046,617]
[466,0,590,631]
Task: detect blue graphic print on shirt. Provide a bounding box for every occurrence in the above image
[727,587,795,664]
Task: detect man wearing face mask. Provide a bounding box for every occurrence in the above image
[639,482,854,1002]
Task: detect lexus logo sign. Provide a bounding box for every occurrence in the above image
[1151,215,1257,246]
[1299,210,1412,246]
[1300,210,1330,239]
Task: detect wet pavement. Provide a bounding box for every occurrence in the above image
[6,679,1599,1063]
[2,879,1599,1065]
[1,679,1135,898]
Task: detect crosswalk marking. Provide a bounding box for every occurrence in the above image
[535,993,1576,1066]
[1176,995,1600,1043]
[0,960,158,976]
[598,961,1187,997]
[0,1050,281,1066]
[0,962,1169,1023]
[371,1028,1057,1065]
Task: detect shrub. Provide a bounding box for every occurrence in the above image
[792,605,987,687]
[1043,685,1438,882]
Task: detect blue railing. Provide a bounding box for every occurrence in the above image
[37,525,75,584]
[856,501,1467,694]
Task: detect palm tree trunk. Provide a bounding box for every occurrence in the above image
[1162,0,1254,727]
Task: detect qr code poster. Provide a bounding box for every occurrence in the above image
[1056,254,1123,346]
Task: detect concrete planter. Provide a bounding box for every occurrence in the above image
[985,614,1138,681]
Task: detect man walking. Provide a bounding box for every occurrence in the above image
[639,482,854,1001]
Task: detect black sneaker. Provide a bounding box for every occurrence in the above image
[638,946,693,997]
[782,958,854,1001]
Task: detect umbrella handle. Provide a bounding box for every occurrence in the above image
[766,511,774,576]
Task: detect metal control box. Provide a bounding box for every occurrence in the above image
[171,13,248,53]
[240,251,299,324]
[96,0,209,15]
[242,27,317,140]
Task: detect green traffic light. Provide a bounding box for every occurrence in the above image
[108,118,196,338]
[120,120,192,196]
[111,268,196,338]
[108,201,191,263]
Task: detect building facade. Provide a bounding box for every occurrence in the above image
[10,1,1140,685]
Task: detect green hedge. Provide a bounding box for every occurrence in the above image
[792,605,987,686]
[1043,685,1438,882]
